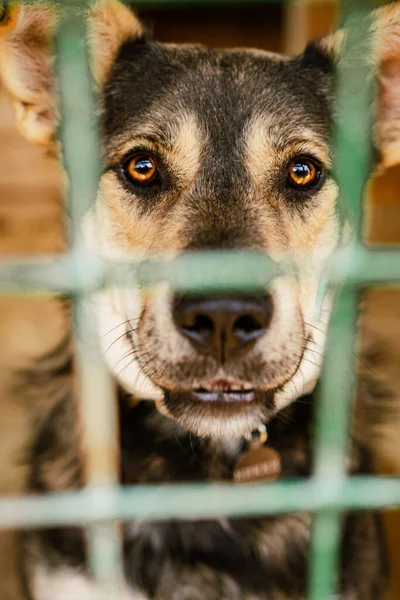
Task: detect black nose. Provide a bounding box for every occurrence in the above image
[173,294,273,362]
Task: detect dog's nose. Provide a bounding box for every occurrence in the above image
[173,295,273,362]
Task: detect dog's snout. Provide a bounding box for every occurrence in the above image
[173,295,273,362]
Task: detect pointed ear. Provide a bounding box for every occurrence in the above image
[89,0,146,84]
[314,5,400,171]
[0,4,57,146]
[0,1,145,147]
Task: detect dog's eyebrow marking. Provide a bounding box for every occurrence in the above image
[107,122,176,157]
[169,112,204,180]
[105,113,204,181]
[244,114,331,186]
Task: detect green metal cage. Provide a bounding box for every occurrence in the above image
[0,0,399,598]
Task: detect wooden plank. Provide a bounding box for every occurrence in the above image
[284,0,337,55]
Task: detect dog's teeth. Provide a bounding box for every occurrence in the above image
[198,384,254,393]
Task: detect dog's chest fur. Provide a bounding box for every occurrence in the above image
[21,381,386,600]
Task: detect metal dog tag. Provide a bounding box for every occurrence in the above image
[234,426,281,484]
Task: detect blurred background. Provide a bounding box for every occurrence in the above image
[1,1,400,598]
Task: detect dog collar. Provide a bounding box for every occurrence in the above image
[151,398,282,484]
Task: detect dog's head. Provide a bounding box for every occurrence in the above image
[2,1,400,437]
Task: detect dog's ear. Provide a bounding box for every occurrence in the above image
[314,4,400,170]
[89,0,146,84]
[0,1,145,146]
[0,4,57,146]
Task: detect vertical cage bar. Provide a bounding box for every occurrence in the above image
[313,289,360,482]
[309,288,359,600]
[334,0,375,234]
[309,0,374,597]
[56,11,122,596]
[309,510,342,600]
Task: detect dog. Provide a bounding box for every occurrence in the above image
[1,1,400,598]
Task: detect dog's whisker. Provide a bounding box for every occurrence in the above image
[189,432,200,463]
[303,321,327,336]
[101,319,134,338]
[116,348,152,381]
[114,345,150,375]
[301,358,322,369]
[305,339,325,351]
[173,425,186,454]
[115,344,143,364]
[305,337,376,375]
[104,329,136,355]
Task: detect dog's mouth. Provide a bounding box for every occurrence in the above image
[162,374,276,407]
[162,380,276,437]
[188,378,258,403]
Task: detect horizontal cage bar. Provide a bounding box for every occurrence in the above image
[0,477,399,530]
[0,247,400,294]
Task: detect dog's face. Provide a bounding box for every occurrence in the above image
[94,40,338,437]
[2,1,400,437]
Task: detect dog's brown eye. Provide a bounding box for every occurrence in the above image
[288,158,320,189]
[126,154,157,184]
